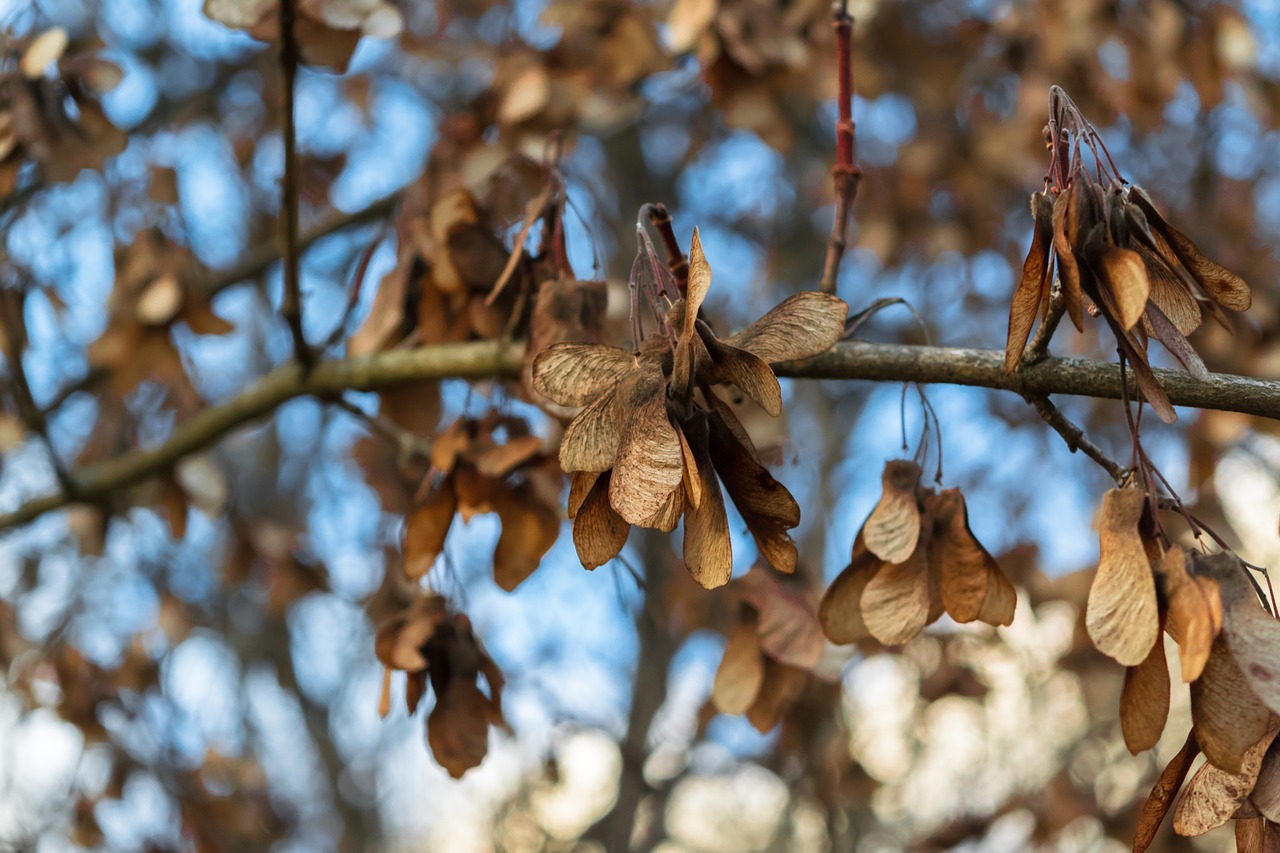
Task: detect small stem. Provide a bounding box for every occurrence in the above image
[1024,393,1129,485]
[278,0,311,371]
[1021,284,1064,366]
[646,203,688,295]
[0,289,79,498]
[819,4,862,294]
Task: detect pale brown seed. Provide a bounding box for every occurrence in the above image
[1249,736,1280,822]
[573,471,630,570]
[861,529,932,646]
[1121,630,1171,755]
[682,417,732,589]
[1086,488,1159,666]
[818,532,882,645]
[610,365,683,524]
[746,658,806,733]
[863,459,923,564]
[723,292,849,363]
[1158,546,1222,683]
[1174,725,1279,836]
[558,387,622,472]
[531,343,638,407]
[1191,635,1274,774]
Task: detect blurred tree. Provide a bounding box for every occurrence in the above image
[0,1,1278,851]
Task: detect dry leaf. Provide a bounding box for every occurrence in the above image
[1236,818,1280,853]
[404,478,457,581]
[1134,728,1199,853]
[682,415,732,589]
[1174,725,1279,836]
[745,658,806,733]
[573,471,630,570]
[532,343,638,408]
[737,568,824,670]
[713,611,765,715]
[1005,190,1054,371]
[722,292,848,363]
[1251,737,1280,822]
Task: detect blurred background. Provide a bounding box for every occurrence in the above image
[0,0,1278,850]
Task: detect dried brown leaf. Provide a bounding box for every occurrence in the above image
[1134,728,1199,852]
[708,413,799,574]
[1251,737,1280,822]
[1130,186,1251,312]
[404,477,457,581]
[1174,725,1279,836]
[1087,488,1159,666]
[1051,190,1085,332]
[927,488,1005,624]
[1236,818,1280,853]
[1158,546,1222,683]
[1005,191,1054,371]
[573,471,629,570]
[737,568,824,670]
[713,612,765,715]
[682,416,732,589]
[492,484,559,591]
[708,339,783,416]
[746,658,806,733]
[1192,554,1280,719]
[1097,246,1151,331]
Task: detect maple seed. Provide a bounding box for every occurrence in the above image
[1085,487,1159,666]
[1005,87,1254,422]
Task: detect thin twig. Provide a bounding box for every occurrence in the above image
[1021,284,1064,366]
[818,3,862,294]
[277,0,311,370]
[1024,393,1128,484]
[2,340,1279,532]
[646,203,688,293]
[0,289,78,498]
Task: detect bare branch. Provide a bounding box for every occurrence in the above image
[2,339,1278,532]
[1024,393,1128,484]
[277,0,310,369]
[819,4,862,294]
[0,289,78,498]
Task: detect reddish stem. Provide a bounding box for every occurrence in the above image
[646,203,688,295]
[819,6,862,294]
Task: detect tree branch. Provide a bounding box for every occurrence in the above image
[277,0,310,369]
[819,5,862,294]
[1023,393,1128,484]
[2,339,1278,532]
